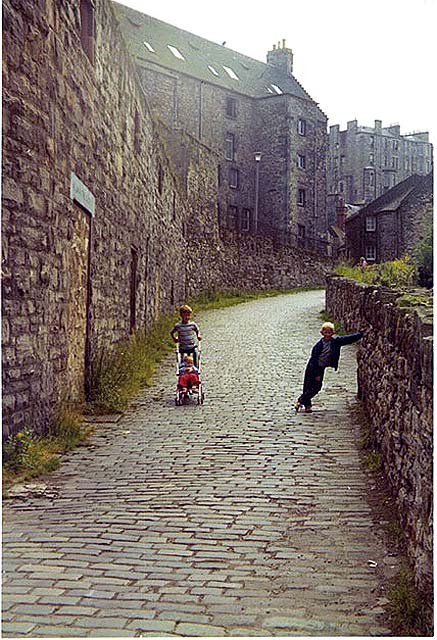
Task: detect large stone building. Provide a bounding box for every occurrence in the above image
[327,119,433,225]
[113,2,329,251]
[2,0,332,438]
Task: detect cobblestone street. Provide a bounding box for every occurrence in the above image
[2,290,394,637]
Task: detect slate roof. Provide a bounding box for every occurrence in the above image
[112,1,315,103]
[346,173,433,222]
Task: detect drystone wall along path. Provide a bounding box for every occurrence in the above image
[2,290,394,637]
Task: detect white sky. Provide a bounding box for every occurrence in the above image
[116,0,436,145]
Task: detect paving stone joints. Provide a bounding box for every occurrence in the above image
[2,291,395,636]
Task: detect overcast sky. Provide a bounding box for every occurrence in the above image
[115,0,436,145]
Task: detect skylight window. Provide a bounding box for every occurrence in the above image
[223,65,239,80]
[266,87,274,93]
[271,84,283,94]
[143,41,155,53]
[208,65,219,77]
[167,44,185,60]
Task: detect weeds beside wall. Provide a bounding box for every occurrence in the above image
[326,275,433,608]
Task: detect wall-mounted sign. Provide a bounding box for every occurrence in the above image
[70,172,95,216]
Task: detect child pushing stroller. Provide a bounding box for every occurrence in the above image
[171,304,205,405]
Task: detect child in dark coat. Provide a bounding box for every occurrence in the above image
[295,322,363,413]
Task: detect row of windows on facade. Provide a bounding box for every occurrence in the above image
[334,137,430,156]
[332,154,428,172]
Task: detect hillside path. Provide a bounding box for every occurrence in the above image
[2,290,395,637]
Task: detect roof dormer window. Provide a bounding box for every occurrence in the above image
[223,65,239,80]
[143,41,155,52]
[208,65,219,76]
[271,84,283,94]
[167,44,185,60]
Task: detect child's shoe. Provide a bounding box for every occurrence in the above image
[294,400,303,413]
[304,406,313,413]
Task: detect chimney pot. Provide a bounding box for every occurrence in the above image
[282,38,286,48]
[273,44,276,50]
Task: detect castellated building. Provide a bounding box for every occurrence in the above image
[113,2,329,251]
[327,119,433,225]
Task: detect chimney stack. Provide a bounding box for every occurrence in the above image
[267,39,294,75]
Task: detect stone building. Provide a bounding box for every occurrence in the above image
[2,0,332,438]
[344,172,433,264]
[327,119,433,225]
[113,3,329,251]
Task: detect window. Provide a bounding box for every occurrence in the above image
[365,245,376,261]
[158,163,164,195]
[226,97,237,118]
[297,154,306,169]
[229,167,239,189]
[223,65,239,80]
[217,164,222,187]
[271,84,283,94]
[298,119,307,136]
[225,133,235,160]
[167,44,185,60]
[80,0,95,64]
[208,65,219,76]
[143,41,155,53]
[339,182,344,193]
[366,215,376,231]
[369,153,374,165]
[227,205,237,230]
[298,188,306,206]
[241,208,251,232]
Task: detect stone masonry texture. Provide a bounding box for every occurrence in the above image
[2,0,332,439]
[326,276,433,603]
[2,291,396,637]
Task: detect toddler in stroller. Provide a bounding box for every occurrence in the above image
[175,351,205,405]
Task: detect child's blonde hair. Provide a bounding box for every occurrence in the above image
[321,322,335,331]
[183,355,194,363]
[179,304,192,314]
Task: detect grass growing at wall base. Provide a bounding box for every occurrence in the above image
[2,406,92,492]
[89,287,322,414]
[335,255,417,288]
[387,567,431,636]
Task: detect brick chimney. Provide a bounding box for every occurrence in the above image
[267,39,293,75]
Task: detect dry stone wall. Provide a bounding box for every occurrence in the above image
[326,275,433,597]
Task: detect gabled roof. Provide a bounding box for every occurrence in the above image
[112,2,315,102]
[346,173,433,222]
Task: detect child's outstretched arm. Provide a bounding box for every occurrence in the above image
[170,326,179,343]
[336,330,363,346]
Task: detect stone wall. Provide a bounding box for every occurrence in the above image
[326,275,433,597]
[2,0,332,440]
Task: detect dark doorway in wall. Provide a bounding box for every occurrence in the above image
[130,247,138,333]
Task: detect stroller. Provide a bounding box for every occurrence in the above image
[175,344,205,406]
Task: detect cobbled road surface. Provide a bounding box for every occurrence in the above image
[2,290,394,637]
